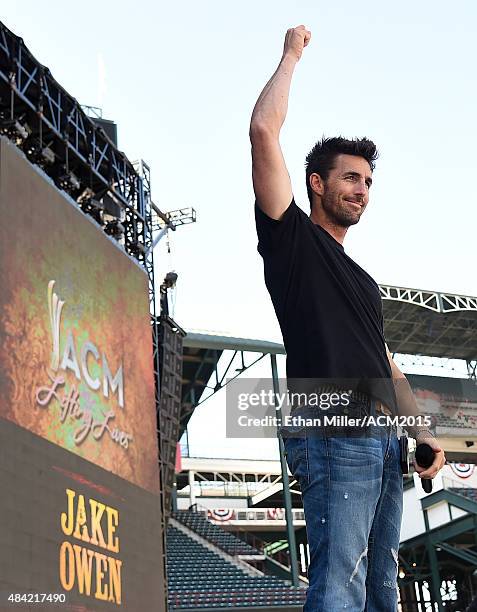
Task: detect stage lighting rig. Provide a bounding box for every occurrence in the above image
[102,192,122,219]
[147,204,197,256]
[77,191,105,225]
[151,206,197,233]
[162,207,196,228]
[104,219,125,242]
[102,191,126,242]
[22,137,55,168]
[41,146,55,165]
[128,241,147,258]
[57,168,81,195]
[162,271,178,290]
[0,117,30,144]
[76,189,127,230]
[160,271,179,317]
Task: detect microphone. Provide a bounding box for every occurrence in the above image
[415,443,434,494]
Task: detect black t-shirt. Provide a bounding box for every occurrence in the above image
[255,198,397,413]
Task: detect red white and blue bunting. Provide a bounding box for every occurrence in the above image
[449,463,475,479]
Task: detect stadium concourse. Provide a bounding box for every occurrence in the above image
[167,288,477,611]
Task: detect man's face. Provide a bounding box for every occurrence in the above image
[321,154,373,227]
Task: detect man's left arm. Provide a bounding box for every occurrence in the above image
[386,345,446,480]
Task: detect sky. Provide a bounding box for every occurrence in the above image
[3,1,476,459]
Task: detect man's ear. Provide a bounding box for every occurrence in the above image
[309,172,325,197]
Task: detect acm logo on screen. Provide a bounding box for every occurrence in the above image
[35,280,133,449]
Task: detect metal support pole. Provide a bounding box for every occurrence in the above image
[417,579,426,611]
[270,353,300,587]
[467,359,477,380]
[171,480,178,512]
[423,509,443,611]
[428,544,443,612]
[186,426,190,458]
[188,470,196,509]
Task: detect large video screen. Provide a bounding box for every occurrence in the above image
[0,137,165,610]
[0,138,159,494]
[0,418,165,610]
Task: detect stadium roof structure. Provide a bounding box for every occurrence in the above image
[180,285,477,437]
[181,333,284,438]
[183,333,285,355]
[380,285,477,361]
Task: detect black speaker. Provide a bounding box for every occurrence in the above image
[158,317,185,520]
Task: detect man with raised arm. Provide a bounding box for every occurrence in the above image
[250,25,446,611]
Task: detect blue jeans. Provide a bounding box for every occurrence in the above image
[280,404,403,611]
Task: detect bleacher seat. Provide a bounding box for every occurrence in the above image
[449,487,477,502]
[166,523,306,609]
[171,509,261,556]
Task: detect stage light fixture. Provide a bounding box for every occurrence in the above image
[58,170,81,193]
[90,199,105,212]
[129,241,146,257]
[41,146,55,164]
[15,120,29,139]
[163,271,178,289]
[78,196,105,225]
[104,219,125,241]
[23,138,55,167]
[0,118,30,143]
[23,137,41,159]
[77,188,95,204]
[102,192,122,219]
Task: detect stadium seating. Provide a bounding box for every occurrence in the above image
[171,509,262,556]
[434,414,472,429]
[449,487,477,503]
[166,524,306,609]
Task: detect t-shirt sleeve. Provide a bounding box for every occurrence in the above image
[254,198,302,255]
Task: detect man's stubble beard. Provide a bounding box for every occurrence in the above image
[322,187,362,228]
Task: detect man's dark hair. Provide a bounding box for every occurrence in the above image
[305,136,379,209]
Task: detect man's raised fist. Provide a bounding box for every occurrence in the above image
[282,25,312,62]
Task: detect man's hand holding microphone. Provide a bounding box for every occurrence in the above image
[413,432,447,493]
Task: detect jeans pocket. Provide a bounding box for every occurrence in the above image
[283,436,308,486]
[279,408,310,438]
[279,423,307,438]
